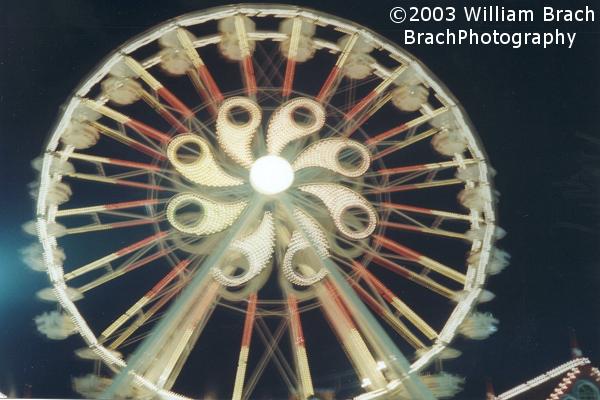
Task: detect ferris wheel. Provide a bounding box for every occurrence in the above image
[23,4,509,399]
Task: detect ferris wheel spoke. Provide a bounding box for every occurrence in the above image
[107,284,181,350]
[103,201,264,397]
[373,235,466,284]
[107,169,154,180]
[379,221,469,241]
[232,293,257,400]
[282,60,296,98]
[63,231,170,281]
[336,256,433,347]
[123,56,194,119]
[63,171,176,192]
[88,121,166,160]
[366,107,448,146]
[186,69,217,116]
[281,18,302,97]
[242,319,289,400]
[62,217,161,236]
[137,89,189,133]
[99,259,191,341]
[369,178,464,194]
[234,15,257,96]
[82,99,171,144]
[372,128,440,160]
[351,262,438,340]
[77,246,177,294]
[254,317,298,393]
[342,92,394,138]
[174,28,224,111]
[316,33,359,103]
[253,41,286,90]
[148,171,200,193]
[348,278,426,350]
[369,253,456,299]
[376,159,479,177]
[318,279,388,390]
[320,275,434,398]
[287,295,315,398]
[281,199,433,398]
[333,75,381,99]
[57,151,163,172]
[344,65,407,123]
[139,280,222,391]
[379,201,480,223]
[55,199,161,217]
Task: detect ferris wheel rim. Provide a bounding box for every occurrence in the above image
[31,4,501,399]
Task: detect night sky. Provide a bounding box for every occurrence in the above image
[0,0,598,399]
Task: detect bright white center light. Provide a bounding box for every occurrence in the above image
[249,155,294,195]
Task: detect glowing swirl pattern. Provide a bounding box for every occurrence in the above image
[299,183,378,240]
[216,97,262,168]
[292,138,371,177]
[282,209,330,286]
[211,212,276,287]
[167,134,244,187]
[266,97,325,155]
[168,97,375,287]
[166,193,247,236]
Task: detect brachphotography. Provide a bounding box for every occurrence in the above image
[404,28,577,48]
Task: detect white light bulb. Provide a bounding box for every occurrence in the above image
[249,155,294,195]
[376,360,387,371]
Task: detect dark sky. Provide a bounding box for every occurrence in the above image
[0,0,598,399]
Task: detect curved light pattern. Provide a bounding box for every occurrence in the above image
[212,212,275,287]
[266,97,325,155]
[299,183,377,239]
[27,5,504,400]
[292,138,371,177]
[166,193,247,236]
[216,97,262,168]
[167,134,244,187]
[283,209,329,286]
[495,358,591,400]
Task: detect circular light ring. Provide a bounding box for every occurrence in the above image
[283,209,329,286]
[266,97,326,155]
[292,138,371,177]
[167,134,244,187]
[211,212,276,287]
[166,193,247,236]
[217,96,262,132]
[299,183,378,240]
[216,97,262,168]
[219,263,272,301]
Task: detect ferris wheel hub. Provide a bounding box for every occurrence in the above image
[249,155,294,195]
